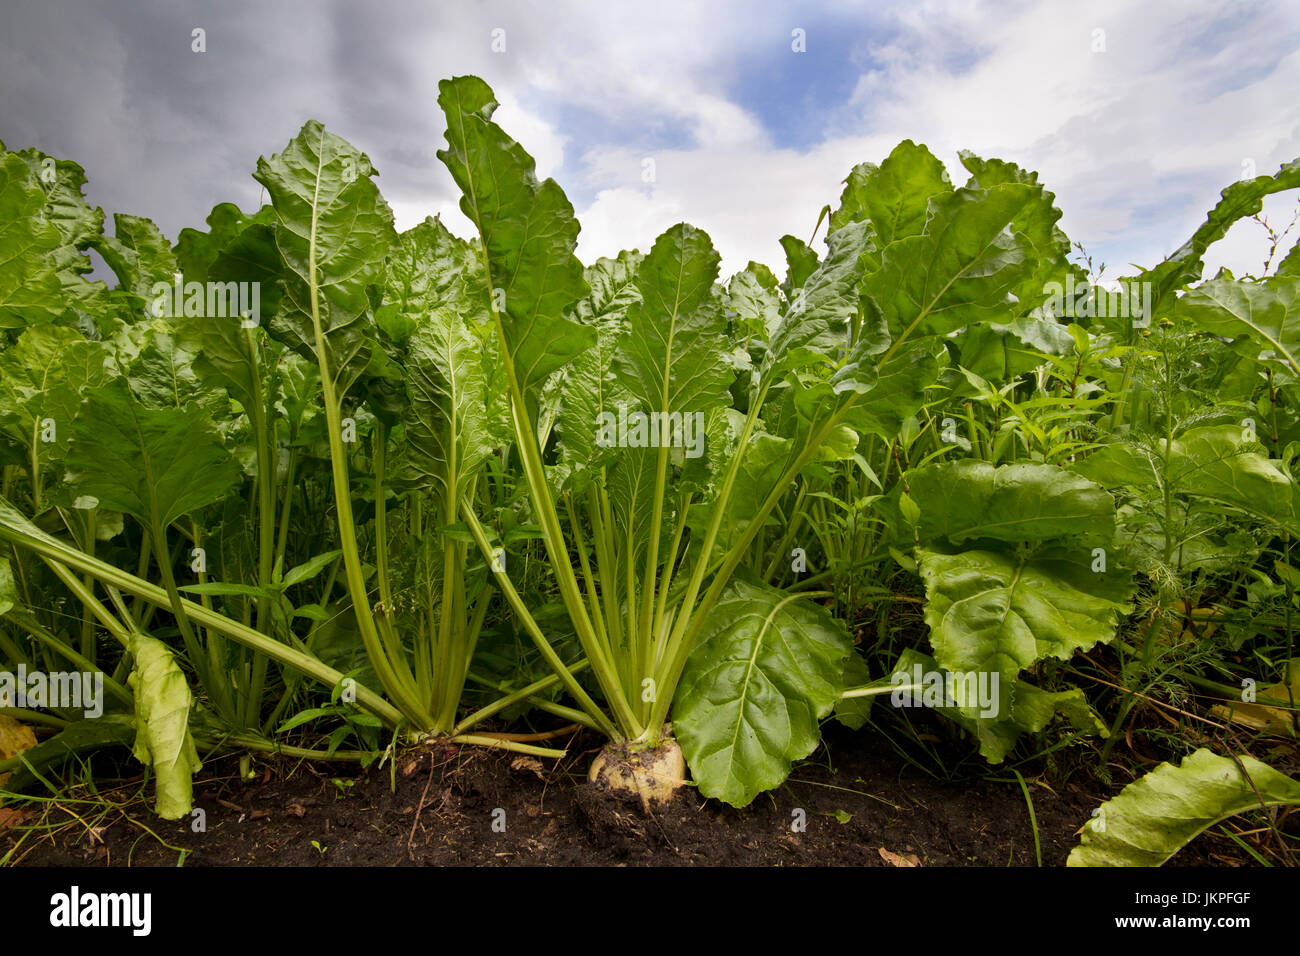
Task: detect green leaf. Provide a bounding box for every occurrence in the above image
[172,202,284,409]
[833,650,875,730]
[128,633,202,820]
[391,217,507,497]
[957,316,1075,381]
[436,76,594,412]
[959,152,1076,310]
[1074,425,1300,535]
[12,148,118,330]
[903,461,1116,547]
[674,578,852,807]
[917,547,1134,713]
[1176,275,1300,379]
[1135,157,1300,312]
[94,213,177,307]
[765,220,878,381]
[863,184,1037,346]
[1069,749,1300,866]
[830,140,953,240]
[126,322,225,414]
[178,581,273,599]
[573,249,643,328]
[837,338,944,440]
[0,326,113,462]
[281,549,342,589]
[292,603,330,622]
[614,223,731,418]
[779,234,819,297]
[175,201,283,308]
[66,378,242,529]
[0,152,65,328]
[276,706,337,734]
[884,647,1106,762]
[726,265,782,343]
[690,425,791,557]
[254,120,396,393]
[557,251,641,483]
[1279,236,1300,276]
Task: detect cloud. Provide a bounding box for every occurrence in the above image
[0,0,1296,285]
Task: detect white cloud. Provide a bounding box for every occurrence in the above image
[550,0,1300,280]
[574,139,891,275]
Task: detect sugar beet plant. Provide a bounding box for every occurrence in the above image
[1,74,1298,841]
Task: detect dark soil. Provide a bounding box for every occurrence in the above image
[6,721,1286,867]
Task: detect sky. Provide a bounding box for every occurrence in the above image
[1,0,1298,282]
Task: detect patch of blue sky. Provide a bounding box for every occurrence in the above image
[725,16,891,148]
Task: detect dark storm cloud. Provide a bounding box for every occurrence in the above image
[0,0,528,242]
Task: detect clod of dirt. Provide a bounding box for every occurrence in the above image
[588,738,687,810]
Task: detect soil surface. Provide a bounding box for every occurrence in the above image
[7,720,1286,867]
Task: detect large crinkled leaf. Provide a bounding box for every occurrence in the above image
[126,322,225,414]
[599,226,731,555]
[93,213,177,308]
[1074,425,1300,535]
[863,184,1036,346]
[917,547,1133,709]
[0,152,64,328]
[1069,749,1300,867]
[898,461,1128,762]
[0,325,113,462]
[674,578,852,807]
[677,405,741,497]
[835,338,944,439]
[128,633,202,820]
[904,461,1116,547]
[1175,275,1300,379]
[959,152,1076,310]
[572,249,643,328]
[436,76,594,411]
[172,202,285,408]
[830,139,952,241]
[175,201,282,301]
[833,650,875,730]
[12,148,117,329]
[14,149,104,274]
[957,316,1075,381]
[557,251,641,484]
[66,378,241,528]
[764,220,878,380]
[254,120,395,393]
[390,217,503,496]
[605,444,675,562]
[726,265,782,343]
[614,223,731,417]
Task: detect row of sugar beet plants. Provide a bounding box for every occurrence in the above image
[1,74,1298,839]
